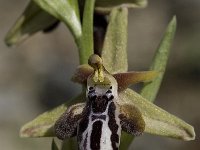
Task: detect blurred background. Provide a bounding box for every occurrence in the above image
[0,0,199,149]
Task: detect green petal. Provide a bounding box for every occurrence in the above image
[20,94,85,137]
[5,1,58,46]
[113,71,158,91]
[95,0,147,13]
[51,139,59,150]
[118,89,195,141]
[102,8,128,74]
[141,16,177,102]
[33,0,81,39]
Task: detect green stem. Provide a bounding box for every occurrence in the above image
[61,2,96,148]
[79,0,95,64]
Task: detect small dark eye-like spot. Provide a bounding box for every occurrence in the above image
[109,95,114,100]
[106,90,112,93]
[102,95,107,100]
[88,93,97,100]
[110,86,112,89]
[89,89,95,93]
[89,87,94,90]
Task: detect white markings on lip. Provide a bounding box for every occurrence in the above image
[78,81,121,150]
[77,69,122,150]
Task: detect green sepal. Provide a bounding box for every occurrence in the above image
[118,89,195,141]
[20,93,85,137]
[102,8,128,74]
[5,1,58,46]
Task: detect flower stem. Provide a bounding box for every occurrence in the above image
[79,0,96,64]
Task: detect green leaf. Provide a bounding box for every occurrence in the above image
[120,132,134,149]
[5,1,58,46]
[79,0,96,64]
[51,139,59,150]
[20,94,85,137]
[140,16,177,102]
[95,0,147,13]
[33,0,81,40]
[61,138,77,150]
[102,8,128,74]
[118,89,195,141]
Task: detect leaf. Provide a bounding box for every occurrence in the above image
[5,1,58,46]
[20,94,85,137]
[120,132,134,149]
[79,0,96,64]
[61,138,77,150]
[140,16,177,102]
[102,8,128,74]
[118,89,195,141]
[51,139,59,150]
[95,0,147,13]
[33,0,82,40]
